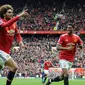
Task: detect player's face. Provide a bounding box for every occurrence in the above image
[4,9,13,20]
[67,25,73,35]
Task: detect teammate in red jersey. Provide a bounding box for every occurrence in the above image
[46,24,83,85]
[42,58,54,84]
[0,4,28,85]
[44,59,53,71]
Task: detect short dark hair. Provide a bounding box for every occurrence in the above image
[67,23,74,28]
[0,4,13,18]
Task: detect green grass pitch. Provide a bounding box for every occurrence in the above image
[0,78,85,85]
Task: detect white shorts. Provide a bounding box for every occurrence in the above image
[59,59,72,70]
[0,50,11,66]
[44,70,49,75]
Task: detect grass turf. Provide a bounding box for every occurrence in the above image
[0,78,85,85]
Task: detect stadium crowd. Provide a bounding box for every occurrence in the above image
[1,0,85,79]
[16,3,85,31]
[0,35,85,78]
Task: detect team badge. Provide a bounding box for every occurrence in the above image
[73,38,77,43]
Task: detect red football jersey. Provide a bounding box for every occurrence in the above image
[0,16,22,54]
[44,61,52,70]
[57,34,83,62]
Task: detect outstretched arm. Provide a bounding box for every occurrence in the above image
[0,9,28,28]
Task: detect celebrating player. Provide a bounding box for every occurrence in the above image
[42,58,55,84]
[0,4,28,85]
[46,24,83,85]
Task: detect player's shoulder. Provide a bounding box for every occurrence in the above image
[45,61,49,63]
[73,34,80,38]
[44,61,47,63]
[60,34,67,37]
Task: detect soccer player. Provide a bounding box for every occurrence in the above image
[46,24,83,85]
[0,4,28,85]
[42,58,55,84]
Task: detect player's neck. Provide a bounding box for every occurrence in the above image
[68,33,73,36]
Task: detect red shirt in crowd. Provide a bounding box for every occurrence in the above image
[0,16,22,54]
[44,61,53,70]
[57,33,83,62]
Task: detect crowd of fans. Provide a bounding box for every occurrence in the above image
[16,3,85,31]
[1,0,85,79]
[0,35,85,78]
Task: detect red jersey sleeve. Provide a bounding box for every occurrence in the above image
[77,36,83,45]
[0,16,19,28]
[49,62,53,67]
[57,35,64,45]
[15,24,22,43]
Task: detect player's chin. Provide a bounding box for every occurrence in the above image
[68,31,72,34]
[10,16,13,19]
[6,17,12,20]
[9,15,13,19]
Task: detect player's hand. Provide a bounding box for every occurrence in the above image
[66,46,74,50]
[52,47,56,53]
[66,43,74,50]
[19,42,25,48]
[18,9,28,17]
